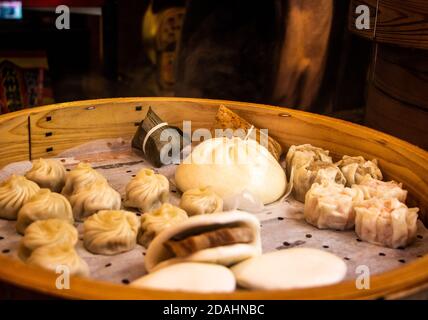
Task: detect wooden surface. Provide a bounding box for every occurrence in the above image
[0,97,428,299]
[349,0,428,50]
[0,111,30,169]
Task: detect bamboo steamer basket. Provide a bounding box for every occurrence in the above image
[0,97,427,299]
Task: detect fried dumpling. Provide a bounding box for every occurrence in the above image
[124,168,169,212]
[25,158,66,192]
[179,187,223,216]
[293,161,346,202]
[336,155,382,186]
[353,175,407,202]
[175,137,286,204]
[27,243,89,277]
[69,180,121,221]
[304,181,364,230]
[61,162,106,197]
[354,198,418,248]
[16,189,74,234]
[139,203,188,247]
[285,144,332,176]
[0,175,40,220]
[83,210,139,255]
[18,219,78,261]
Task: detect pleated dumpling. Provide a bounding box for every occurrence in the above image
[83,210,139,255]
[354,175,407,202]
[61,162,106,197]
[179,187,223,216]
[16,189,74,234]
[304,181,364,230]
[124,168,169,212]
[285,144,332,176]
[354,198,418,248]
[25,158,66,192]
[336,155,382,186]
[293,162,346,202]
[0,175,40,220]
[139,203,188,247]
[27,243,89,277]
[69,180,121,221]
[18,219,78,261]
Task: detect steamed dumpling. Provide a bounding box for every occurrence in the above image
[285,144,332,176]
[61,162,106,197]
[336,155,382,186]
[304,181,364,230]
[69,180,121,221]
[293,161,346,202]
[25,158,66,192]
[354,197,418,248]
[179,187,223,216]
[18,219,78,261]
[175,137,286,204]
[353,175,407,202]
[83,210,139,255]
[27,243,89,277]
[139,203,188,247]
[0,175,40,220]
[16,189,74,234]
[124,168,169,212]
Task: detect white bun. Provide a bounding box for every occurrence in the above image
[131,262,236,293]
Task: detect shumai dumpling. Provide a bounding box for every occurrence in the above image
[18,219,78,261]
[285,144,332,176]
[16,189,74,234]
[27,243,89,277]
[293,162,346,202]
[69,180,121,221]
[83,210,139,255]
[25,158,66,192]
[61,162,106,197]
[179,187,223,216]
[354,197,418,248]
[304,181,364,230]
[139,203,188,247]
[0,175,40,220]
[336,155,382,186]
[354,175,407,202]
[124,168,169,213]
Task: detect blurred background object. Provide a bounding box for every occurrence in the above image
[0,0,426,149]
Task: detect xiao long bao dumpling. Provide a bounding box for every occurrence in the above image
[27,243,89,277]
[354,198,418,248]
[61,162,106,197]
[285,144,332,176]
[293,161,346,202]
[16,189,74,234]
[139,203,188,247]
[25,158,66,192]
[0,175,40,220]
[83,210,139,255]
[124,168,169,212]
[69,180,121,221]
[175,137,286,205]
[336,155,382,186]
[18,219,78,261]
[354,175,407,202]
[179,187,223,216]
[304,181,364,230]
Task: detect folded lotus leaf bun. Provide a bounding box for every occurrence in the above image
[145,210,261,272]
